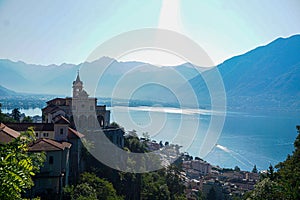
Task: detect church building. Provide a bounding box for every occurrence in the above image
[1,72,125,198]
[42,72,110,129]
[41,71,124,149]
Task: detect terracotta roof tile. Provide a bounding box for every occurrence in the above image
[68,128,84,139]
[46,97,66,104]
[42,104,57,112]
[5,123,54,132]
[29,138,71,152]
[49,107,66,114]
[54,115,70,124]
[0,123,21,143]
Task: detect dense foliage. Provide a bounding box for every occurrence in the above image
[0,103,16,123]
[64,172,122,200]
[246,126,300,200]
[0,104,33,123]
[11,108,21,122]
[0,127,46,200]
[67,130,187,200]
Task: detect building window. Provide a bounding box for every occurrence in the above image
[60,128,64,135]
[43,132,49,137]
[49,156,54,164]
[35,132,38,137]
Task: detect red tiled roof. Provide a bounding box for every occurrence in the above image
[54,115,70,124]
[46,97,66,104]
[49,107,67,114]
[44,106,60,114]
[68,128,84,139]
[29,138,71,152]
[42,104,57,112]
[5,123,54,132]
[0,123,20,143]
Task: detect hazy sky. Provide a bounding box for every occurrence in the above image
[0,0,299,66]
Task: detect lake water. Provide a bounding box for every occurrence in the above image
[3,106,299,171]
[205,111,299,171]
[110,107,299,171]
[2,108,42,116]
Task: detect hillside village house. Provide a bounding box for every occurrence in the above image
[0,122,72,196]
[0,73,124,197]
[5,116,83,185]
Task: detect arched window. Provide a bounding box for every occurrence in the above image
[97,115,104,127]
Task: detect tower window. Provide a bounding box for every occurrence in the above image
[60,128,64,135]
[49,156,54,164]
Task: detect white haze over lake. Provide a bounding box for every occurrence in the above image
[2,108,42,116]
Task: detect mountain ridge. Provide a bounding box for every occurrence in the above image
[0,85,17,96]
[0,34,299,111]
[186,34,300,111]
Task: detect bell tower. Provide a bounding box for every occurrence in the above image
[72,70,83,98]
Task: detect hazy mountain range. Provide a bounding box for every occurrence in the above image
[0,34,299,111]
[0,85,17,96]
[187,34,300,111]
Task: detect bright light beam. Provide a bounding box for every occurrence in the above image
[158,0,183,33]
[118,0,186,66]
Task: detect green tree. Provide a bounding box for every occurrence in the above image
[0,104,16,123]
[110,122,120,128]
[207,187,216,200]
[234,166,241,172]
[246,178,284,200]
[124,134,147,153]
[63,185,74,200]
[195,157,202,161]
[193,190,204,200]
[158,184,171,200]
[72,183,97,200]
[0,127,46,200]
[22,116,33,123]
[64,172,122,200]
[165,165,186,200]
[79,172,122,200]
[248,126,300,199]
[141,172,170,200]
[267,164,275,180]
[275,127,300,199]
[11,108,21,122]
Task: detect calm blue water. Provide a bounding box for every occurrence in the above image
[110,107,299,171]
[204,111,299,171]
[5,107,299,171]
